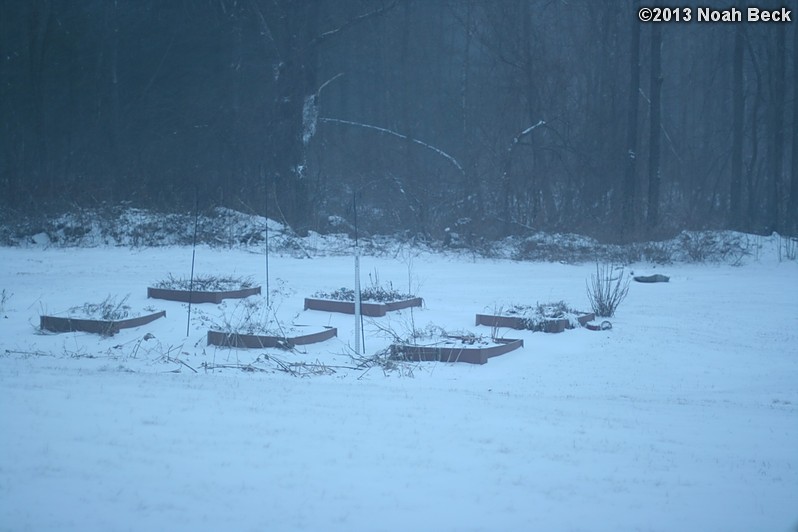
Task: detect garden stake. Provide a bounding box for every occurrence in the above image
[186,192,199,337]
[264,170,271,308]
[354,192,363,355]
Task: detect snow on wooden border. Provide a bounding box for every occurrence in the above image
[303,297,423,317]
[475,312,595,333]
[390,338,524,365]
[206,327,338,349]
[147,286,261,304]
[40,311,166,336]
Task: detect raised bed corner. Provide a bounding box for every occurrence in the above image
[475,312,594,333]
[304,297,422,317]
[390,338,523,365]
[148,285,261,304]
[207,326,337,349]
[40,310,166,336]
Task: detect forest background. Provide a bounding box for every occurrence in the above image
[1,0,796,243]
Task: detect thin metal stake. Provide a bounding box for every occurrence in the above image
[353,192,365,354]
[186,193,199,337]
[264,173,271,308]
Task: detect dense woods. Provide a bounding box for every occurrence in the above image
[1,0,796,241]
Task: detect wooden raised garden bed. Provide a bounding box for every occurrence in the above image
[207,326,338,349]
[40,311,166,336]
[390,337,523,365]
[148,285,261,304]
[475,311,595,333]
[304,297,423,318]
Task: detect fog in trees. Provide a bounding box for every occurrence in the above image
[1,0,796,242]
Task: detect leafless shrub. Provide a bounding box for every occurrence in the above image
[313,269,415,303]
[779,236,798,262]
[641,241,674,264]
[0,289,11,314]
[153,273,254,291]
[208,297,279,335]
[70,294,131,320]
[586,263,630,318]
[350,348,417,378]
[370,317,446,346]
[679,231,751,265]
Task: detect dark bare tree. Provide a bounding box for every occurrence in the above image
[622,0,641,239]
[647,22,662,231]
[791,21,798,233]
[730,25,744,229]
[765,24,786,234]
[254,0,397,232]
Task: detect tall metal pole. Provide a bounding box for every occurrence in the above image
[264,171,271,308]
[186,190,199,337]
[353,193,362,355]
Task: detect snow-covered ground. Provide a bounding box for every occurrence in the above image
[1,238,796,531]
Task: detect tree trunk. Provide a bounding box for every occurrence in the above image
[791,20,798,233]
[27,0,52,204]
[730,25,744,230]
[647,23,662,232]
[0,1,16,206]
[522,0,543,229]
[766,25,785,234]
[399,0,425,235]
[460,0,481,240]
[622,0,640,240]
[743,35,764,231]
[268,3,319,234]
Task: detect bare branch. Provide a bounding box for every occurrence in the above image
[319,117,465,174]
[501,120,546,183]
[316,72,344,98]
[248,0,282,63]
[509,120,546,151]
[310,1,400,48]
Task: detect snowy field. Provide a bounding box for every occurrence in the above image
[1,238,797,531]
